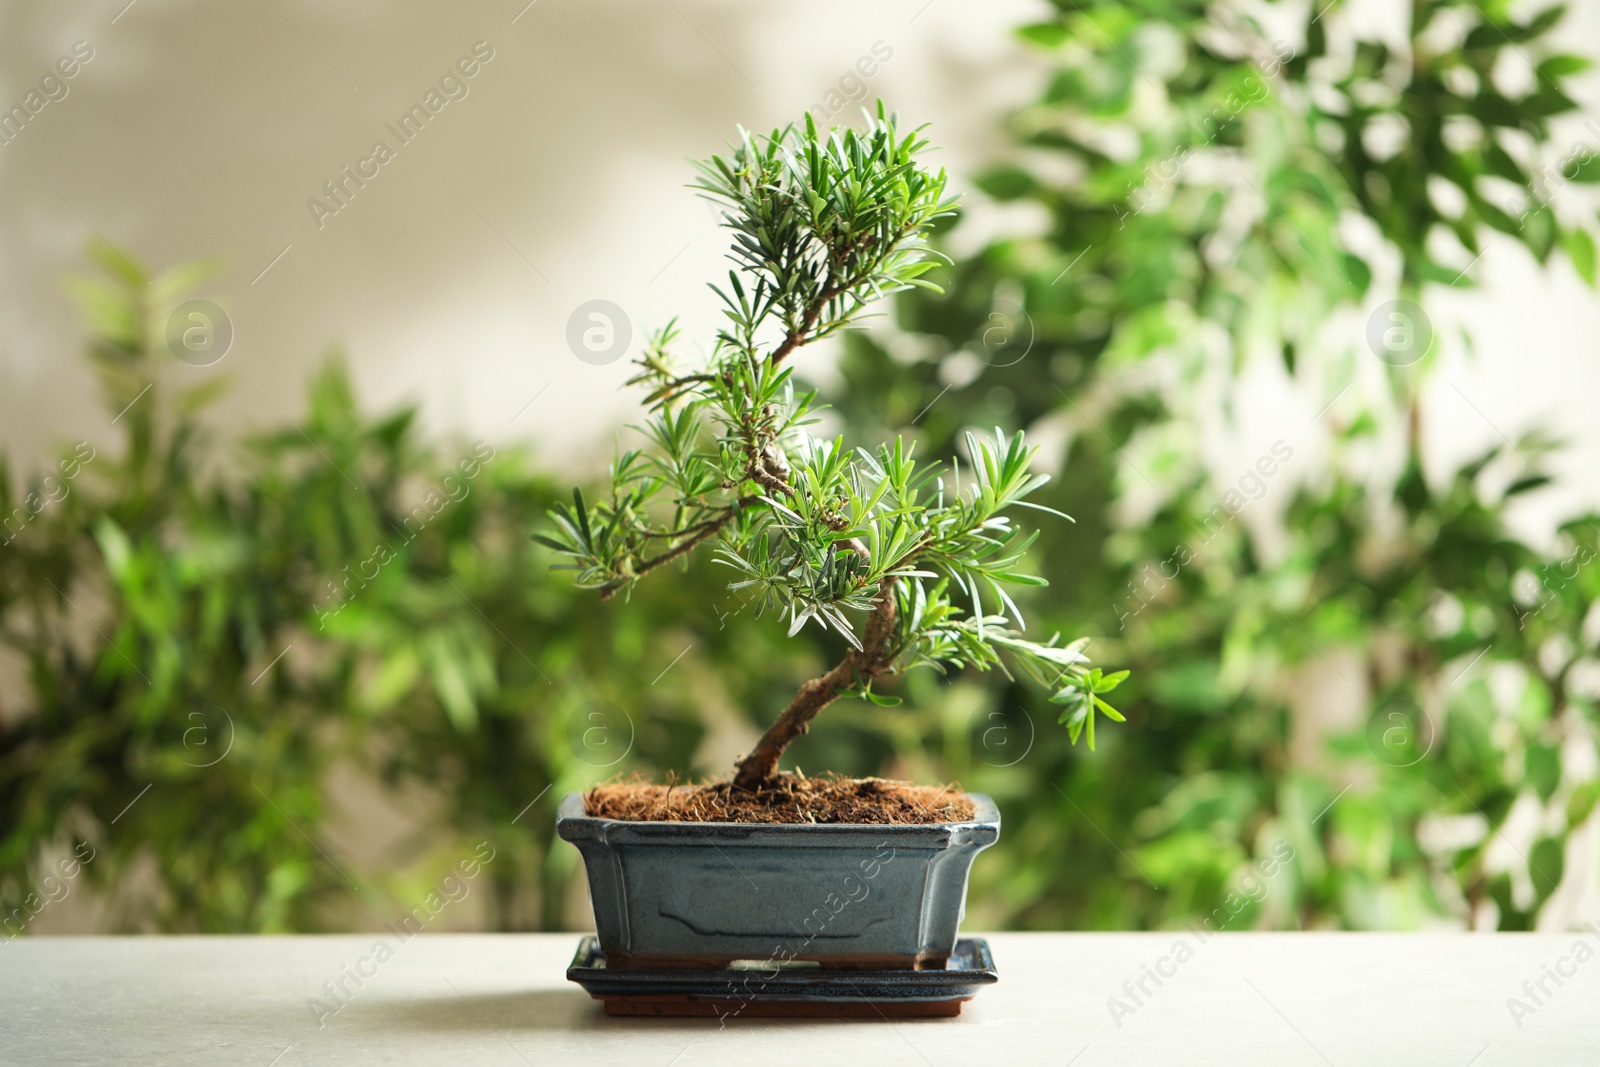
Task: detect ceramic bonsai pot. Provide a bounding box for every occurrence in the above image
[556,791,1000,970]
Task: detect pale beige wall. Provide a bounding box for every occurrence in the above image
[0,0,1044,477]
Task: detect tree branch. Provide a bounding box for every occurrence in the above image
[597,495,761,600]
[732,573,898,790]
[768,227,912,367]
[768,283,840,367]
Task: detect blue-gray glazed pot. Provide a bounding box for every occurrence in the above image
[556,790,999,970]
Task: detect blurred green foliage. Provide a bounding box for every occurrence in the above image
[821,0,1600,931]
[4,0,1600,936]
[0,246,814,932]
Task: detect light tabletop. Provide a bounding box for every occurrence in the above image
[3,932,1595,1065]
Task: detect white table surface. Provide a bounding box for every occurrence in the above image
[3,932,1596,1065]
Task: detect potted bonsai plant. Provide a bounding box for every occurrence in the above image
[544,106,1124,981]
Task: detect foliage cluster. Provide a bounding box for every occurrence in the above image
[537,108,1123,788]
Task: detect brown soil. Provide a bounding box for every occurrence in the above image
[584,773,975,825]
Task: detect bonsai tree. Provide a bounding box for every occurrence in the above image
[539,106,1124,794]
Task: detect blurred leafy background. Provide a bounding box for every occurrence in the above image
[4,0,1600,935]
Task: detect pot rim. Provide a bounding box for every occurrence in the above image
[555,789,999,834]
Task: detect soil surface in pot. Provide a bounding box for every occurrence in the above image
[585,774,975,825]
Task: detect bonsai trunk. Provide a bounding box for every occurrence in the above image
[732,575,897,791]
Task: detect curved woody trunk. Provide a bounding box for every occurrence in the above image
[732,576,898,792]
